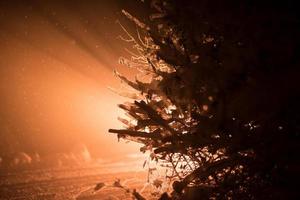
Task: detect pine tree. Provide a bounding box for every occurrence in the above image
[109,0,300,199]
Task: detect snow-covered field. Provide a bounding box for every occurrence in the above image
[0,167,153,200]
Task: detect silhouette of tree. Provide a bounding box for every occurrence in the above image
[109,0,300,199]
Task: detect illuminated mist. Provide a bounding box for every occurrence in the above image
[0,0,146,171]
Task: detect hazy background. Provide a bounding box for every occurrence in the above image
[0,0,149,171]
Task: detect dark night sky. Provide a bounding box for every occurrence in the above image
[0,0,148,163]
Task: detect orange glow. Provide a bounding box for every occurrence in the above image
[0,0,145,171]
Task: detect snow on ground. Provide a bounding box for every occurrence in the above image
[0,168,153,200]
